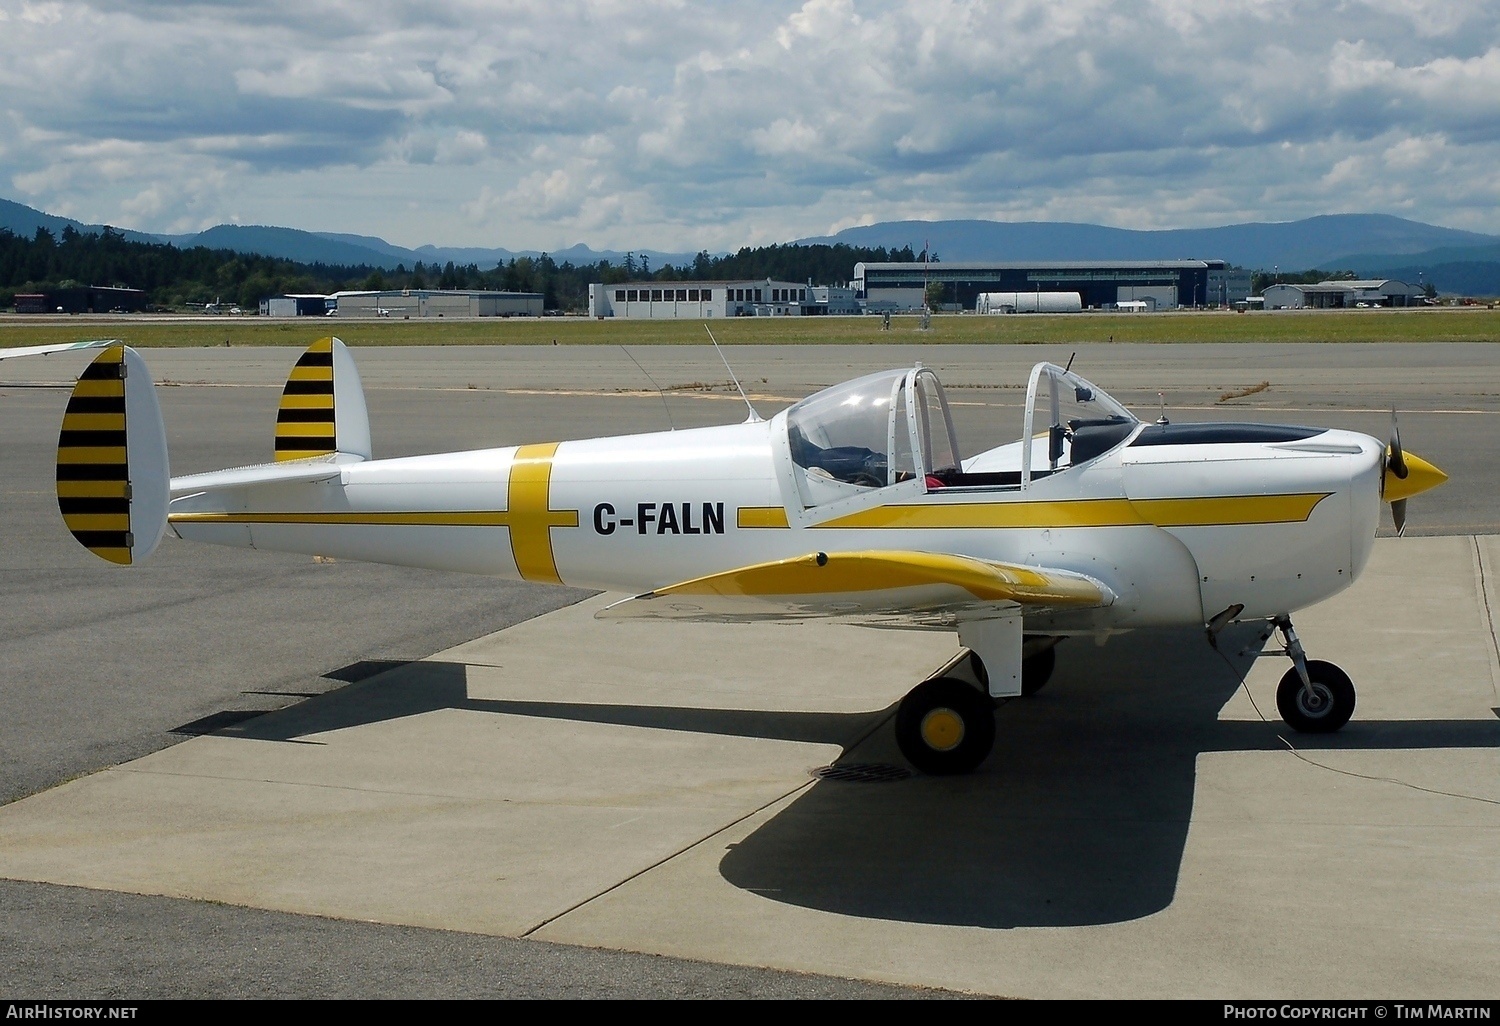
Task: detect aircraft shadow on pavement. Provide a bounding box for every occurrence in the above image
[205,627,1500,931]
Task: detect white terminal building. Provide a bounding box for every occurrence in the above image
[588,280,859,319]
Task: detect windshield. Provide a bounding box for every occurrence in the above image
[786,367,962,504]
[1021,363,1138,486]
[787,369,902,489]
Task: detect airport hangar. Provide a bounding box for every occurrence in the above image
[855,260,1252,312]
[261,290,546,318]
[1262,279,1424,310]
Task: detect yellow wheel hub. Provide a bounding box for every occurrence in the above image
[920,707,965,752]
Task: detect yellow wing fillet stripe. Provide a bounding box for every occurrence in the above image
[652,550,1104,606]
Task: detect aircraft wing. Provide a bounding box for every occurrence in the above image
[596,549,1115,626]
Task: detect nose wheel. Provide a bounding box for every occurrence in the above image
[1270,617,1356,733]
[894,677,995,775]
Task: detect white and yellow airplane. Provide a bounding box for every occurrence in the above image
[20,337,1447,774]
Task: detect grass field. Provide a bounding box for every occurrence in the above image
[2,307,1499,347]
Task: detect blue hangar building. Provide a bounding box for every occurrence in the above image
[854,260,1251,311]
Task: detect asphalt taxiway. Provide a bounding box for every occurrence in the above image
[1,342,1497,998]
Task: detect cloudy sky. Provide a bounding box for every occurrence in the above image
[1,0,1497,251]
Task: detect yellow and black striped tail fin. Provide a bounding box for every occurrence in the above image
[56,344,170,566]
[274,336,370,462]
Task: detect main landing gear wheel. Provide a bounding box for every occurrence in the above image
[1276,660,1356,733]
[894,677,996,775]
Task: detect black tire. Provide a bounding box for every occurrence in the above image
[894,677,995,775]
[1276,660,1356,733]
[1022,643,1057,696]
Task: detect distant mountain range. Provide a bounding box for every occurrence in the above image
[796,214,1500,277]
[0,197,701,272]
[4,196,1498,293]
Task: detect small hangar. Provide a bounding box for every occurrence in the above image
[1262,280,1424,310]
[333,290,544,318]
[262,290,544,318]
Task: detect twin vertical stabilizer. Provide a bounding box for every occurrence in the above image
[55,336,372,566]
[55,344,169,565]
[274,336,371,462]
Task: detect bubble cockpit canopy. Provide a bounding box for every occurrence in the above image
[785,367,959,505]
[784,362,1140,506]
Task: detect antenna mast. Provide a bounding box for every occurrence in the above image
[704,325,761,422]
[620,345,674,431]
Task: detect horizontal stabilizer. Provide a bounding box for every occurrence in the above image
[598,549,1114,625]
[170,458,349,498]
[55,344,169,565]
[0,339,123,362]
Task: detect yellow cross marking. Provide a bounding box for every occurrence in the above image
[506,442,578,584]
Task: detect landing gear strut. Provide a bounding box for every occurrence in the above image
[965,636,1061,698]
[1269,616,1356,733]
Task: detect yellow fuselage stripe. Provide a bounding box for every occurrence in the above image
[171,511,518,527]
[738,506,790,528]
[791,493,1331,530]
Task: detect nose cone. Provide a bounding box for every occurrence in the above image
[1384,450,1448,502]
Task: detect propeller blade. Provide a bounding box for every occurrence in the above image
[1387,410,1408,481]
[1392,498,1408,537]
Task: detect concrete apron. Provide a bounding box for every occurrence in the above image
[0,536,1496,998]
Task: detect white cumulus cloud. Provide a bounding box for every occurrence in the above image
[0,0,1496,249]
